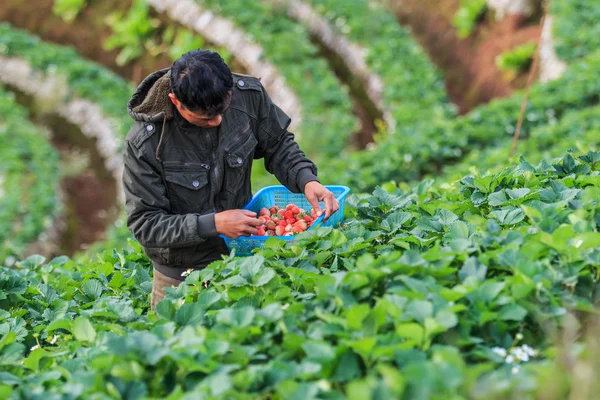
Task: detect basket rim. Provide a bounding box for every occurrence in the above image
[220,185,350,242]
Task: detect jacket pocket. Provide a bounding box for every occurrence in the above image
[164,164,210,213]
[224,133,257,195]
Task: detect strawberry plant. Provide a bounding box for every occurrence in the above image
[0,86,60,263]
[2,152,599,398]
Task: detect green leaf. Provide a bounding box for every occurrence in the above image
[347,304,371,330]
[498,304,527,321]
[488,191,508,206]
[333,351,361,382]
[175,302,205,326]
[381,212,412,232]
[217,307,255,327]
[46,319,72,333]
[438,210,459,226]
[444,221,469,241]
[479,282,506,303]
[252,267,276,287]
[23,348,48,371]
[395,323,424,344]
[435,311,458,329]
[406,300,433,323]
[572,232,600,250]
[239,256,265,281]
[491,207,525,225]
[82,279,103,300]
[0,372,20,385]
[71,318,96,343]
[506,188,531,200]
[302,342,335,362]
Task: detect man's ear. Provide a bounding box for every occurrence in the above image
[168,93,178,106]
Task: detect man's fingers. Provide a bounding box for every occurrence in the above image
[323,194,335,220]
[307,196,323,217]
[245,217,264,227]
[242,210,257,217]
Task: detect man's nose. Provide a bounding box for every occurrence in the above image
[207,115,222,127]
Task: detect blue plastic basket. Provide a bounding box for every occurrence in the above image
[221,185,350,256]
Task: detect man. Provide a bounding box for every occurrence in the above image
[123,49,339,310]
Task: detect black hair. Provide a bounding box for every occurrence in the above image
[170,49,233,117]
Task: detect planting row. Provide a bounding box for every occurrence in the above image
[196,0,357,157]
[301,0,455,132]
[0,86,61,262]
[1,151,599,398]
[438,105,600,183]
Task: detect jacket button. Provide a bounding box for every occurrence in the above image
[237,157,243,164]
[145,124,153,131]
[192,180,200,188]
[238,80,245,87]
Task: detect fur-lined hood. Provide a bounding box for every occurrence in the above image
[127,68,175,123]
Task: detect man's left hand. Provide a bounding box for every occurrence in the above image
[304,181,339,221]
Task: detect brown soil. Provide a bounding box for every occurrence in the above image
[51,130,120,256]
[391,0,543,114]
[11,88,119,257]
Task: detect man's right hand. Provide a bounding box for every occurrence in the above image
[215,209,264,238]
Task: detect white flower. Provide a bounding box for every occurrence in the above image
[492,347,507,358]
[30,344,40,351]
[403,154,413,163]
[512,348,529,362]
[181,268,193,277]
[522,344,536,357]
[505,355,515,364]
[516,333,524,341]
[512,366,520,375]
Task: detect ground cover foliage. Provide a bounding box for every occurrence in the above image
[2,152,599,399]
[0,86,61,262]
[319,0,600,192]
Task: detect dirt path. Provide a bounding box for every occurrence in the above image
[391,0,542,114]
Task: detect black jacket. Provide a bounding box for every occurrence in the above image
[123,69,318,280]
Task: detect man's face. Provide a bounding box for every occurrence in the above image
[168,92,232,128]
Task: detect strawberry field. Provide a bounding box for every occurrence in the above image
[1,0,600,398]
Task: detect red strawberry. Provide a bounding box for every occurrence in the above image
[266,230,275,236]
[293,220,308,231]
[278,220,287,227]
[259,208,270,217]
[265,221,276,229]
[285,225,293,232]
[286,204,294,211]
[291,206,300,215]
[269,206,279,215]
[275,226,286,236]
[257,228,266,236]
[284,210,293,220]
[303,215,312,223]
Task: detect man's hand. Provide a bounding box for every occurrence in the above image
[304,181,340,221]
[215,210,263,238]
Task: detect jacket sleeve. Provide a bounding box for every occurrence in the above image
[122,139,217,248]
[256,85,319,193]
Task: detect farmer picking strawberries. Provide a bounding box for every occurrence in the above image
[122,49,339,309]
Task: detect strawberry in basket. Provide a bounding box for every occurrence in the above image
[254,203,316,236]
